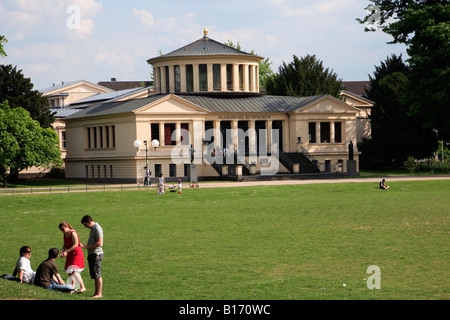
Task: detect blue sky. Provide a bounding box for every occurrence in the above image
[0,0,408,91]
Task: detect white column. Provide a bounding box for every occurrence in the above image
[160,67,167,94]
[180,65,186,92]
[207,63,213,92]
[233,64,239,92]
[160,122,165,146]
[243,64,249,92]
[220,64,227,91]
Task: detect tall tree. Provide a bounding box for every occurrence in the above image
[0,101,62,187]
[359,55,438,168]
[358,0,450,140]
[0,64,53,128]
[265,54,342,98]
[0,35,7,57]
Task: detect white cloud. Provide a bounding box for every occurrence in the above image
[132,8,155,28]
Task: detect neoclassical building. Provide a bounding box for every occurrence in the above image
[63,29,364,183]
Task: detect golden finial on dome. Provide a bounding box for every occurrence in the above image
[203,27,208,38]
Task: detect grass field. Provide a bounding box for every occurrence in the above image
[0,179,449,300]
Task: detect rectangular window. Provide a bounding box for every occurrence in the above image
[226,64,233,91]
[320,122,330,143]
[99,126,103,148]
[156,67,161,94]
[169,164,176,177]
[199,64,207,91]
[186,65,193,92]
[154,164,161,178]
[248,65,252,91]
[110,165,113,178]
[165,66,170,93]
[111,125,115,147]
[106,126,110,148]
[151,123,160,143]
[213,64,221,91]
[309,122,316,143]
[85,165,88,178]
[174,65,181,92]
[181,123,189,145]
[62,131,66,150]
[164,123,176,146]
[184,164,189,177]
[239,65,244,91]
[334,122,342,143]
[93,127,97,148]
[87,128,91,148]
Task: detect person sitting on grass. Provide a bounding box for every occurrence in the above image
[379,179,390,190]
[12,246,35,284]
[33,248,75,293]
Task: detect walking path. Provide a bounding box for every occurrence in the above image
[197,175,450,189]
[1,175,449,195]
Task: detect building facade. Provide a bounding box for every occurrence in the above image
[63,30,364,183]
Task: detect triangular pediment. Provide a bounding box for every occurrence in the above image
[294,95,359,114]
[43,80,113,96]
[134,94,210,114]
[340,90,374,108]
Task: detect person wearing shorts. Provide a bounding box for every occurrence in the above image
[80,215,103,298]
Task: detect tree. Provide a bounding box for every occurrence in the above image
[224,40,275,93]
[265,54,342,98]
[0,35,7,57]
[0,64,53,128]
[359,54,438,169]
[0,101,62,187]
[358,0,450,140]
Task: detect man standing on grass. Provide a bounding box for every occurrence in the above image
[80,215,103,298]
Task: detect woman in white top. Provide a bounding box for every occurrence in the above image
[158,173,165,195]
[13,246,35,284]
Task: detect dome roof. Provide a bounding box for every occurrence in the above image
[147,30,263,64]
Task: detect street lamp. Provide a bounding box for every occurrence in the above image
[134,139,159,185]
[134,139,160,168]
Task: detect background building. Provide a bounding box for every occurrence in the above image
[62,30,367,183]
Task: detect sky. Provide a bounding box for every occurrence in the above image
[0,0,408,91]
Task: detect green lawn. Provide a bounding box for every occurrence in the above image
[0,179,449,300]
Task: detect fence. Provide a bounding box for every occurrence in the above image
[0,184,157,195]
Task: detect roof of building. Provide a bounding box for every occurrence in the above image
[341,81,370,97]
[97,80,152,91]
[39,80,112,94]
[51,108,83,118]
[64,93,329,120]
[147,30,262,63]
[51,86,152,118]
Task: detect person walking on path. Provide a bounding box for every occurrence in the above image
[144,166,151,186]
[80,215,104,298]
